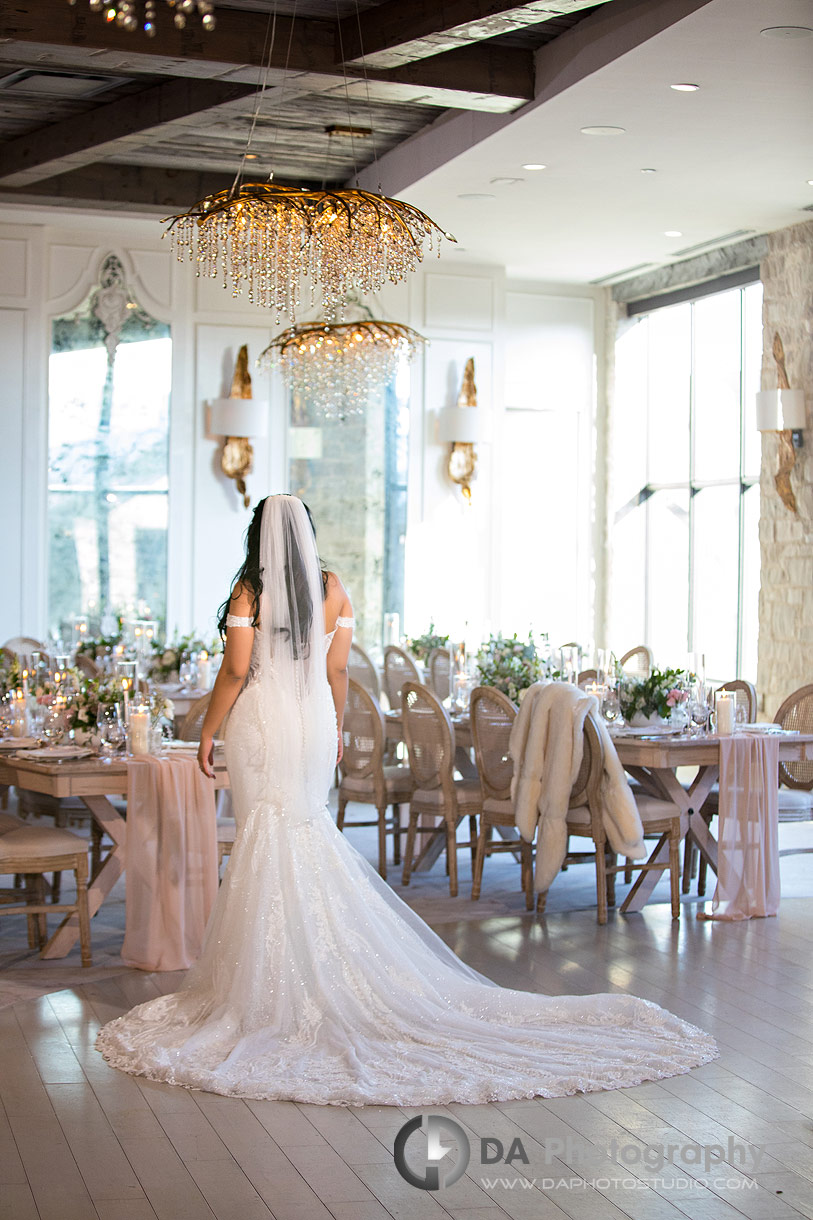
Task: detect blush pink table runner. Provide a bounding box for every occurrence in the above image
[123,755,218,970]
[699,734,781,921]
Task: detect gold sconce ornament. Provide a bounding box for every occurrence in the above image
[209,345,267,509]
[756,333,806,516]
[438,357,481,502]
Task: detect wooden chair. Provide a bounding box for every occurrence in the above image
[400,682,481,897]
[75,653,100,680]
[534,712,681,924]
[382,645,420,713]
[427,647,453,702]
[0,824,92,965]
[619,645,653,676]
[336,679,413,877]
[348,641,380,701]
[469,686,532,908]
[773,683,813,832]
[2,636,48,656]
[178,692,212,741]
[577,669,598,686]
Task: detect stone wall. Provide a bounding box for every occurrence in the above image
[757,220,813,717]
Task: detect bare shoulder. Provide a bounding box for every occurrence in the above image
[229,581,255,616]
[325,571,352,617]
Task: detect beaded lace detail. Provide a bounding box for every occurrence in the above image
[225,614,253,628]
[334,615,354,629]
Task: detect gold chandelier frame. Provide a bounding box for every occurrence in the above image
[165,183,454,320]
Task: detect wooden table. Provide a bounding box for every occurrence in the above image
[0,749,229,959]
[612,731,813,912]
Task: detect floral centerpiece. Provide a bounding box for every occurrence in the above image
[619,667,690,725]
[66,679,121,736]
[75,630,124,662]
[476,632,543,704]
[150,633,220,682]
[405,623,449,662]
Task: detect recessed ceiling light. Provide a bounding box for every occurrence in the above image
[457,193,495,200]
[581,125,626,136]
[244,153,258,160]
[808,179,813,186]
[522,163,546,171]
[641,167,657,174]
[664,230,683,237]
[490,177,523,186]
[670,82,699,91]
[760,25,813,37]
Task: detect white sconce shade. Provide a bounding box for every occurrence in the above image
[437,405,481,444]
[209,398,268,438]
[756,389,805,431]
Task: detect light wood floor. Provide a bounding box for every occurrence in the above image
[3,884,813,1220]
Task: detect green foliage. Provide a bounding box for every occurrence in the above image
[476,633,542,704]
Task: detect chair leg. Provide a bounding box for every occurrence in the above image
[471,820,489,900]
[74,854,92,967]
[536,889,548,915]
[24,875,39,948]
[669,829,681,920]
[521,842,534,910]
[402,813,419,886]
[624,861,633,884]
[605,850,617,908]
[469,814,478,863]
[336,797,348,832]
[595,844,608,925]
[51,869,62,904]
[376,806,387,879]
[91,823,104,880]
[446,820,459,898]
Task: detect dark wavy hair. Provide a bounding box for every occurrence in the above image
[217,497,327,641]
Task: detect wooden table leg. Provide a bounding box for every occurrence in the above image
[621,765,718,913]
[41,794,126,959]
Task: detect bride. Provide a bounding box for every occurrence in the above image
[97,494,716,1105]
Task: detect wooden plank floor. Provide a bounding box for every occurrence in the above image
[3,889,813,1220]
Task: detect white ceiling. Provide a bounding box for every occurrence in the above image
[388,0,813,284]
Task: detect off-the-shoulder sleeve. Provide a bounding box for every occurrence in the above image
[335,615,354,629]
[225,614,253,628]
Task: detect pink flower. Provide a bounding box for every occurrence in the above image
[666,688,688,707]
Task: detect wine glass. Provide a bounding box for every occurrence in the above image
[600,688,621,727]
[97,704,125,763]
[41,703,66,746]
[688,687,710,735]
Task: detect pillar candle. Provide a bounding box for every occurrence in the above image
[129,708,150,755]
[716,692,734,736]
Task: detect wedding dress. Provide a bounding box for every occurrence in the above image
[97,496,716,1105]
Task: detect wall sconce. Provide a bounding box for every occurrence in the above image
[756,333,806,515]
[209,345,267,509]
[438,357,481,502]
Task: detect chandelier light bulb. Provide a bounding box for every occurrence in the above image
[66,0,217,33]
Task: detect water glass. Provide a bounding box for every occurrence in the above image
[42,703,66,745]
[97,704,125,762]
[600,688,621,726]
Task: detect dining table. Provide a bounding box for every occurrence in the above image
[0,746,229,959]
[612,728,813,915]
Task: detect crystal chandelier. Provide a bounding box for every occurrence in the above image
[67,0,216,35]
[165,184,453,322]
[259,318,426,419]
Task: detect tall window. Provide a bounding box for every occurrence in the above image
[287,360,410,650]
[48,255,171,638]
[609,279,762,682]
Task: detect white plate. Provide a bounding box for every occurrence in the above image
[741,723,785,733]
[0,737,40,750]
[24,745,95,761]
[613,725,680,738]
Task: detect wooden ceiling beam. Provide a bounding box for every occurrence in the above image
[0,0,533,111]
[0,78,257,186]
[0,162,317,213]
[338,0,612,69]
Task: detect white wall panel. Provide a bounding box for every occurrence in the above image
[0,310,25,641]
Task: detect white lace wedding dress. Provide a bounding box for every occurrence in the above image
[97,497,716,1106]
